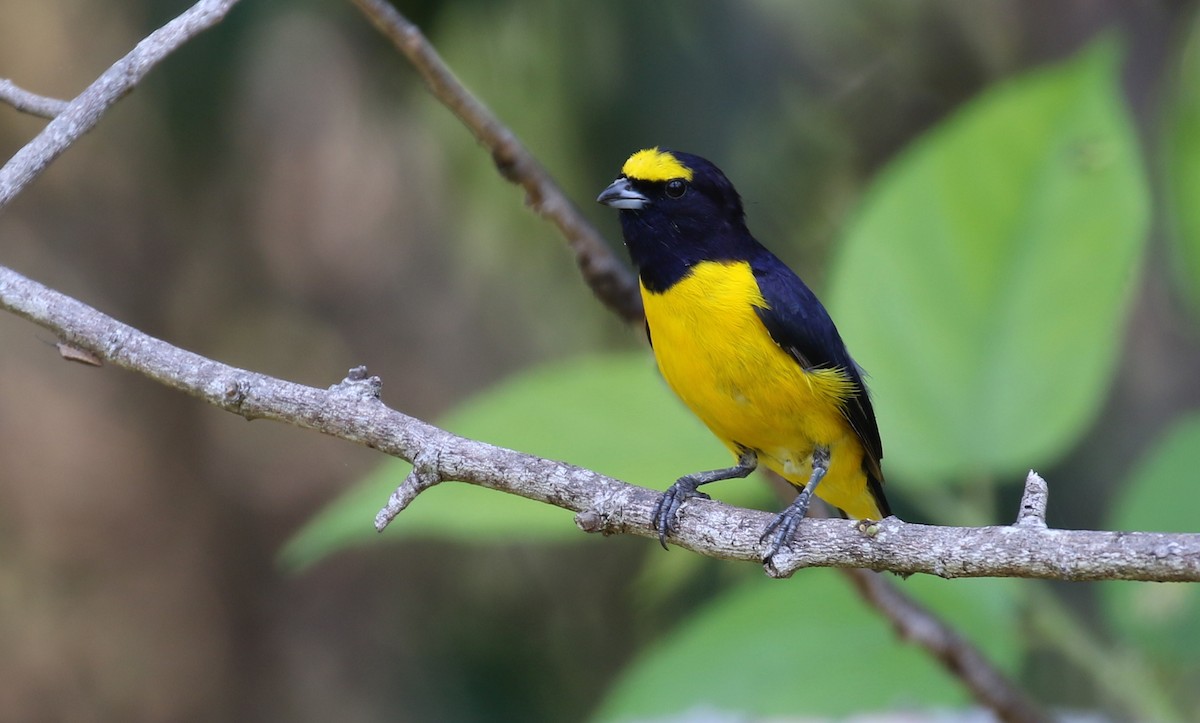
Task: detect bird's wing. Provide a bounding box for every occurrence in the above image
[750,256,884,482]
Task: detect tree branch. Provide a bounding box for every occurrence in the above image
[0,78,69,119]
[0,0,242,210]
[2,263,1198,582]
[348,0,643,324]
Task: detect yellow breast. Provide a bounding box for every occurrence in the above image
[641,260,876,517]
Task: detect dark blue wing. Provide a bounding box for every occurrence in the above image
[749,252,885,484]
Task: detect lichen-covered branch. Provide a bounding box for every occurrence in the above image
[2,263,1198,582]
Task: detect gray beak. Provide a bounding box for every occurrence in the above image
[597,177,649,210]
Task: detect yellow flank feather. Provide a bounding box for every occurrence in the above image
[640,260,884,520]
[622,148,694,182]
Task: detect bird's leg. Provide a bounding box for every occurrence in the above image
[653,449,757,550]
[760,445,830,563]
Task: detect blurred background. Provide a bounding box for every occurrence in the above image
[3,0,1200,720]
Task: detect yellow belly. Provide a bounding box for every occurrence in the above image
[641,260,881,519]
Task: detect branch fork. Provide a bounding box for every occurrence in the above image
[375,445,445,531]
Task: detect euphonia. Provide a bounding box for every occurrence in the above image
[597,148,891,561]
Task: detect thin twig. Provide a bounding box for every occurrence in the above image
[1015,470,1050,529]
[349,0,643,324]
[0,78,69,119]
[0,0,242,210]
[3,263,1200,582]
[376,445,445,530]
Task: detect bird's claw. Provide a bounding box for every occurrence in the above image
[759,506,805,563]
[652,478,711,550]
[760,482,819,563]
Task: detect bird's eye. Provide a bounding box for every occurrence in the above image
[665,179,687,199]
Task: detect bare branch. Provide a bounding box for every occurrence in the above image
[0,78,69,119]
[3,263,1199,582]
[0,0,242,210]
[349,0,643,324]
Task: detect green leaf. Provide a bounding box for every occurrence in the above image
[1101,414,1200,664]
[281,352,772,570]
[828,39,1149,485]
[593,571,1021,720]
[1164,15,1200,316]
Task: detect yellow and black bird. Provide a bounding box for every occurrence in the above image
[597,148,891,561]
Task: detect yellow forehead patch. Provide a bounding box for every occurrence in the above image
[621,147,693,182]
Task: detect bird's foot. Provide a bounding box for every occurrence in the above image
[651,450,757,550]
[758,444,825,562]
[760,503,807,563]
[759,465,822,563]
[652,476,711,550]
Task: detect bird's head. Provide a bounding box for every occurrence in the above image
[597,147,744,224]
[597,148,750,287]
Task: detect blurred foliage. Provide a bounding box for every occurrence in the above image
[830,38,1148,486]
[1166,11,1200,319]
[595,573,1021,719]
[1100,413,1200,712]
[421,1,628,355]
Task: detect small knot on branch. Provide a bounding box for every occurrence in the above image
[222,378,249,414]
[574,509,606,534]
[762,556,794,580]
[491,146,521,183]
[857,518,882,538]
[330,365,382,401]
[1014,470,1049,529]
[375,446,444,531]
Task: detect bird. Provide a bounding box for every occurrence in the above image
[597,147,891,562]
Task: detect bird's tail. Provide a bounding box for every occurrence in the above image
[866,472,892,520]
